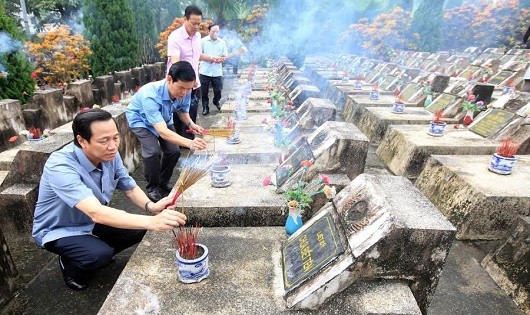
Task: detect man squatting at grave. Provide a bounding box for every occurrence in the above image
[126,61,208,202]
[32,109,188,291]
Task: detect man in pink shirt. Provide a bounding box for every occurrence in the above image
[167,5,222,140]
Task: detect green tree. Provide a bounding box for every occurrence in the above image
[410,0,444,52]
[0,2,35,104]
[131,0,159,64]
[82,0,139,76]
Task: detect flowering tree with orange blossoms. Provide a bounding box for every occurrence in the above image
[344,7,413,60]
[471,0,520,49]
[26,25,91,86]
[441,4,480,51]
[238,4,269,43]
[155,18,212,60]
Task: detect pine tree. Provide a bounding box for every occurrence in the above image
[131,0,159,64]
[0,2,35,104]
[82,0,139,76]
[410,0,444,52]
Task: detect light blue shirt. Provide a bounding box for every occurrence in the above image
[126,79,191,137]
[199,36,228,77]
[32,143,137,247]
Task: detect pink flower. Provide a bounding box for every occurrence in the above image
[262,174,272,186]
[300,160,313,168]
[8,135,18,143]
[321,175,331,184]
[467,94,476,101]
[261,117,267,124]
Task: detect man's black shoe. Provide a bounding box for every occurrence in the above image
[202,107,209,115]
[160,183,174,194]
[214,103,221,110]
[147,188,163,202]
[59,257,87,291]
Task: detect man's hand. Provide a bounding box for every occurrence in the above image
[151,196,174,213]
[148,209,187,231]
[188,137,207,150]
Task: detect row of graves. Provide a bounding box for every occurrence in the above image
[97,59,465,315]
[302,49,530,313]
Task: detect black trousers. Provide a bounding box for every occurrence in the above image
[174,88,199,141]
[44,224,146,282]
[199,74,223,109]
[131,125,181,191]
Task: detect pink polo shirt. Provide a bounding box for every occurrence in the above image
[167,25,202,88]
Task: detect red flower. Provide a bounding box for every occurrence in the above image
[267,99,272,104]
[321,175,330,184]
[467,94,476,101]
[300,160,312,168]
[31,72,38,79]
[262,174,272,186]
[8,135,18,143]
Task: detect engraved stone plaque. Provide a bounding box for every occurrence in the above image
[469,109,515,138]
[459,65,480,79]
[426,93,456,113]
[488,70,514,86]
[282,211,345,292]
[400,84,422,102]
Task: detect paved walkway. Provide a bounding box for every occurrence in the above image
[1,73,525,315]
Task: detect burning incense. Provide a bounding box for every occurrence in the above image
[172,223,202,259]
[186,128,234,138]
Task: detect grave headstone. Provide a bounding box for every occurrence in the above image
[425,93,458,113]
[94,75,115,104]
[0,227,16,307]
[472,83,495,105]
[488,70,516,86]
[469,108,515,138]
[431,75,450,93]
[289,85,321,109]
[296,98,337,130]
[275,139,315,188]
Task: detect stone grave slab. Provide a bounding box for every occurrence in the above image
[228,90,269,101]
[98,226,423,315]
[376,125,498,179]
[113,70,134,92]
[286,76,311,92]
[482,215,530,314]
[0,226,16,307]
[65,79,94,107]
[93,75,115,104]
[221,99,271,113]
[415,154,530,240]
[195,131,281,165]
[289,85,321,109]
[357,107,458,143]
[0,99,26,148]
[458,65,481,80]
[399,83,424,103]
[321,79,354,99]
[488,70,516,86]
[469,108,516,139]
[274,139,315,188]
[342,94,419,126]
[283,174,455,313]
[296,98,337,130]
[425,93,461,114]
[32,89,72,129]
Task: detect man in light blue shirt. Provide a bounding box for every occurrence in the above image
[33,109,188,291]
[126,61,207,202]
[200,24,228,115]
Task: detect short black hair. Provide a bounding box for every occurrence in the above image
[208,24,219,31]
[168,61,196,83]
[72,109,115,147]
[184,5,202,19]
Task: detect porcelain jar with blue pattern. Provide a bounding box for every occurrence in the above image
[428,121,447,137]
[488,153,518,175]
[175,243,210,283]
[391,102,405,114]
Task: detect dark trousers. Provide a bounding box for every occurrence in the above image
[199,74,223,109]
[44,224,146,282]
[131,125,181,191]
[174,88,199,141]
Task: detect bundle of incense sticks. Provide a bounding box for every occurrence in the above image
[186,128,234,138]
[169,154,218,207]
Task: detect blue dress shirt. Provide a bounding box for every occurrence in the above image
[125,79,191,137]
[32,143,137,247]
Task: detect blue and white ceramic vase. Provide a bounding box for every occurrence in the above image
[391,102,405,114]
[488,153,518,175]
[175,243,210,283]
[369,90,379,100]
[354,80,363,90]
[210,165,231,187]
[285,206,303,237]
[428,121,447,137]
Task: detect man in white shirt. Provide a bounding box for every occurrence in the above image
[199,24,228,115]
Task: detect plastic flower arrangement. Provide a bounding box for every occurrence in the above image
[262,160,335,214]
[461,93,484,112]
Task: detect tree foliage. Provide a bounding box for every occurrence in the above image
[0,2,35,104]
[131,0,159,64]
[410,0,444,52]
[82,0,139,76]
[25,24,91,86]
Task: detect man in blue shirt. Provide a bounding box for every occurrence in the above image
[199,24,228,116]
[126,61,207,202]
[33,109,188,291]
